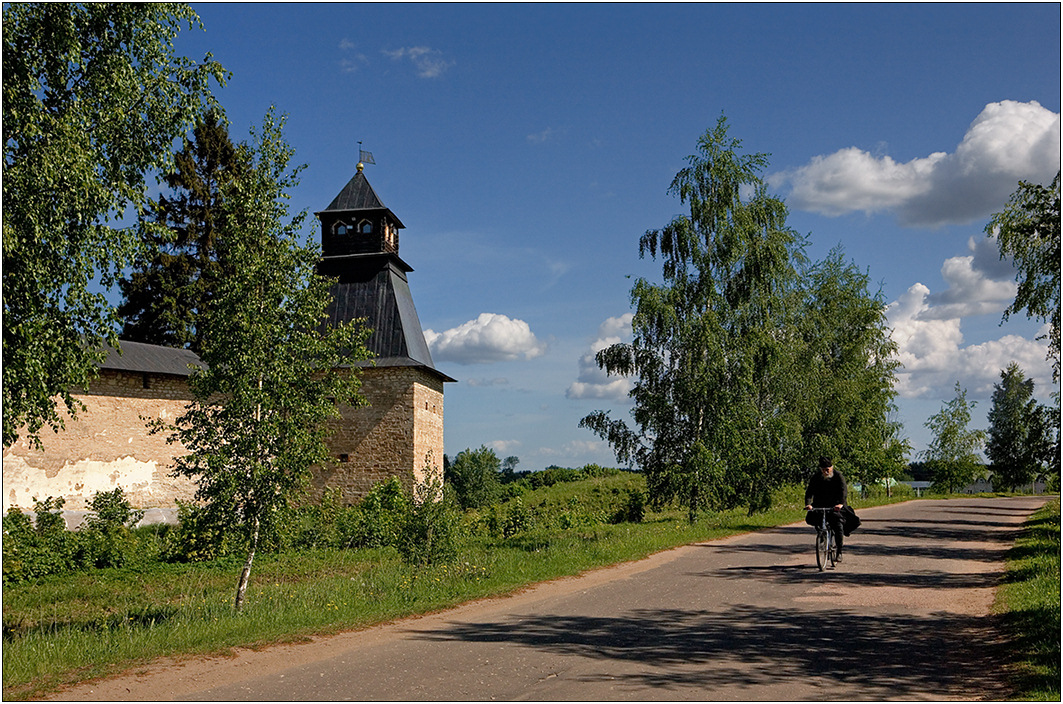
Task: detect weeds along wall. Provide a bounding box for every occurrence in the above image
[2,362,446,512]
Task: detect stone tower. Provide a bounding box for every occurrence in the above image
[311,163,454,502]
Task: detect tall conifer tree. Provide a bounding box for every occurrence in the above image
[118,111,243,351]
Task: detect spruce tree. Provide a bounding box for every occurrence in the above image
[118,110,243,351]
[985,363,1054,491]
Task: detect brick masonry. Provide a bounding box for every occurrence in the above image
[2,366,444,512]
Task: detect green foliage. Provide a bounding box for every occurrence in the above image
[612,488,646,524]
[447,446,502,509]
[73,488,148,570]
[3,489,157,582]
[158,110,373,611]
[2,2,226,449]
[581,117,904,519]
[2,497,73,583]
[501,497,531,537]
[923,383,987,493]
[994,499,1060,700]
[986,363,1055,491]
[159,501,235,563]
[396,477,462,566]
[118,110,245,352]
[988,172,1061,382]
[345,478,411,549]
[797,248,909,488]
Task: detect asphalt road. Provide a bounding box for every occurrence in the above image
[58,496,1050,701]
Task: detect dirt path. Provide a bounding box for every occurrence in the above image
[49,496,1049,701]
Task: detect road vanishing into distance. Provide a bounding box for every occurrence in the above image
[57,496,1050,701]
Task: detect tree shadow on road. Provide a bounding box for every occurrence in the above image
[409,603,1011,699]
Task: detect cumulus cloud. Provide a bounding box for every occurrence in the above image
[773,100,1060,226]
[922,235,1017,319]
[383,46,454,78]
[887,282,1051,399]
[424,313,546,365]
[567,314,635,401]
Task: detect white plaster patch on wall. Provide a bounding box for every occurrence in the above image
[2,455,158,512]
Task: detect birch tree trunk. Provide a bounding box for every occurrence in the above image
[234,515,259,613]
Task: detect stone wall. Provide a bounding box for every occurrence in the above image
[310,366,445,503]
[2,370,197,512]
[3,366,446,512]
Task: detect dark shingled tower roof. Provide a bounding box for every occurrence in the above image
[320,170,405,228]
[315,166,453,382]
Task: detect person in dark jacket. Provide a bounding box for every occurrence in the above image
[805,456,848,560]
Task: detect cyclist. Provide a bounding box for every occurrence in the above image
[805,456,848,561]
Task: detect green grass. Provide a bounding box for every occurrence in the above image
[993,497,1061,701]
[0,477,980,700]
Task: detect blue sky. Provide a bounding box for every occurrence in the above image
[170,3,1060,471]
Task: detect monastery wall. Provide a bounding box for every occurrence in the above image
[2,370,197,512]
[3,367,445,512]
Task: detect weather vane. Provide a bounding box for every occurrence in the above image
[357,141,375,172]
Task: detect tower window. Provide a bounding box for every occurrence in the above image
[334,222,350,236]
[359,220,373,234]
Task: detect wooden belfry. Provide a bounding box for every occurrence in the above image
[311,157,454,501]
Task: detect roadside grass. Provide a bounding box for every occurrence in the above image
[993,497,1060,701]
[0,478,939,700]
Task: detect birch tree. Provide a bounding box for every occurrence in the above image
[3,3,225,448]
[163,110,371,612]
[581,116,808,518]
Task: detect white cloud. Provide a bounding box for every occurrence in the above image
[465,377,510,388]
[339,38,368,73]
[887,282,1051,399]
[922,236,1017,319]
[424,313,547,365]
[383,46,454,78]
[488,439,522,454]
[773,100,1060,226]
[527,127,561,144]
[567,313,634,401]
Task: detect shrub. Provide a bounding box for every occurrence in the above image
[502,496,531,537]
[160,501,235,563]
[2,496,74,583]
[396,477,462,565]
[344,477,410,549]
[74,488,149,569]
[612,488,646,524]
[289,488,353,550]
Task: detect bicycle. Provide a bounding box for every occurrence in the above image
[807,507,840,571]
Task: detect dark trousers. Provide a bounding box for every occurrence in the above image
[806,509,845,551]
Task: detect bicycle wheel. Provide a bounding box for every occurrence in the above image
[815,531,827,571]
[827,532,836,569]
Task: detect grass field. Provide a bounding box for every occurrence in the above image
[2,478,1054,700]
[993,497,1061,701]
